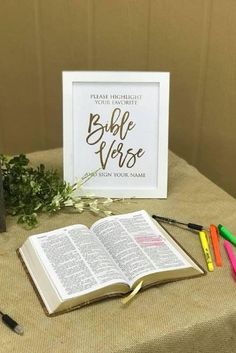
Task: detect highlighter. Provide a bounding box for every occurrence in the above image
[218,224,236,247]
[210,224,222,266]
[224,240,236,276]
[199,231,214,272]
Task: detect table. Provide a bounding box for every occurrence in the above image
[1,148,236,353]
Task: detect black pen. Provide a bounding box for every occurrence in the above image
[0,310,24,335]
[152,215,204,231]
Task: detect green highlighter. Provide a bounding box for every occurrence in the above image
[218,224,236,246]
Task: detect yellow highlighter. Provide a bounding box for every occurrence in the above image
[199,230,214,272]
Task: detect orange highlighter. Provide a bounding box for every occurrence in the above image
[210,224,223,266]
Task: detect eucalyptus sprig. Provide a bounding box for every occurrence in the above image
[0,154,121,229]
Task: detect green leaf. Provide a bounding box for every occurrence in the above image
[0,153,122,229]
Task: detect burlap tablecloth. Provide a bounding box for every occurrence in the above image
[1,149,236,353]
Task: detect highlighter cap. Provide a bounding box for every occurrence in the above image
[210,224,218,231]
[208,263,214,272]
[218,224,236,246]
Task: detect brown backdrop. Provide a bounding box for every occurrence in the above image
[0,0,236,197]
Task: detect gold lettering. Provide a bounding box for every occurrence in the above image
[95,140,145,169]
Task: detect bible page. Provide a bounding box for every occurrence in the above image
[29,224,128,300]
[91,210,196,286]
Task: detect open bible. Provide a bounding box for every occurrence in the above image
[18,210,205,315]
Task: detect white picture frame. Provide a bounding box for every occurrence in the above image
[63,71,169,198]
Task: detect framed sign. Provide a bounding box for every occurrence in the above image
[63,71,169,198]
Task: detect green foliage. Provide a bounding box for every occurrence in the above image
[0,154,117,229]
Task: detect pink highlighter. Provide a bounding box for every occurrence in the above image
[224,240,236,277]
